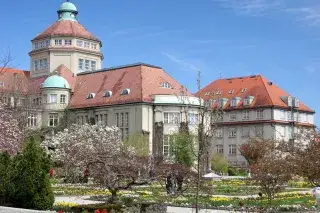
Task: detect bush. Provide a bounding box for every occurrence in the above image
[7,138,54,210]
[0,152,11,204]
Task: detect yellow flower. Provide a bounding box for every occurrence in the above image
[55,201,78,207]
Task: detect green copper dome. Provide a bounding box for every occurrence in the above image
[57,1,78,22]
[59,2,77,12]
[42,75,70,89]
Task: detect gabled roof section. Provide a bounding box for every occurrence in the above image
[196,75,314,112]
[32,20,100,42]
[70,63,192,109]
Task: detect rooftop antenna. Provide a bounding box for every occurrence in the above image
[219,72,223,79]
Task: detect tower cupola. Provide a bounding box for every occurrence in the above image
[57,1,78,22]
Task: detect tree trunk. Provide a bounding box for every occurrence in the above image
[195,156,201,213]
[109,189,118,204]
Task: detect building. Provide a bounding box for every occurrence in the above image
[197,75,315,167]
[0,1,201,157]
[0,1,316,164]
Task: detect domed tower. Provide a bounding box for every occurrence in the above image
[29,1,103,78]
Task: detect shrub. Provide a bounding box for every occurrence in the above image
[0,151,11,204]
[7,137,54,210]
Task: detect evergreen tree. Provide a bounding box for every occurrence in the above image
[0,151,11,204]
[7,137,54,210]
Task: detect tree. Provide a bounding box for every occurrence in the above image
[7,137,54,210]
[0,103,22,155]
[0,151,11,204]
[211,154,228,175]
[238,137,274,166]
[250,153,292,204]
[43,123,151,203]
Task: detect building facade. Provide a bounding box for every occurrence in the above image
[197,75,315,167]
[0,1,316,165]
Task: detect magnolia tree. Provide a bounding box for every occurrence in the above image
[43,123,151,202]
[0,103,22,155]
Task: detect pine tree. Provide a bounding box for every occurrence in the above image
[7,137,54,210]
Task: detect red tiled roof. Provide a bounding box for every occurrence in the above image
[70,63,192,109]
[196,75,314,113]
[33,20,100,42]
[54,64,77,92]
[0,68,30,94]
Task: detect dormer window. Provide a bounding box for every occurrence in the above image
[243,96,254,106]
[121,88,130,95]
[241,88,246,93]
[229,89,234,94]
[104,91,112,97]
[161,82,172,89]
[0,81,4,87]
[230,99,237,107]
[205,92,210,96]
[87,93,96,99]
[293,97,300,108]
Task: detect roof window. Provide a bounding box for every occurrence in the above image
[205,92,210,96]
[229,89,234,94]
[104,91,112,98]
[87,93,96,99]
[121,88,130,95]
[161,82,172,89]
[241,88,246,93]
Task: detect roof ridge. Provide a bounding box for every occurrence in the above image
[259,75,274,106]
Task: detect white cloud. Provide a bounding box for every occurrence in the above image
[286,7,320,26]
[161,52,199,72]
[212,0,283,16]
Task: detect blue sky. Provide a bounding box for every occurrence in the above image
[0,0,319,126]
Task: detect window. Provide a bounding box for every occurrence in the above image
[84,42,90,48]
[33,60,39,71]
[228,128,237,138]
[55,39,62,46]
[91,43,97,49]
[0,81,4,87]
[60,94,66,104]
[164,112,180,124]
[49,94,57,103]
[43,94,47,104]
[78,59,84,71]
[243,98,250,106]
[163,135,173,157]
[242,111,249,120]
[215,128,223,138]
[104,91,112,97]
[256,109,264,119]
[115,113,119,127]
[229,89,234,94]
[27,113,37,127]
[115,112,129,140]
[229,112,236,121]
[255,126,263,137]
[229,144,237,155]
[216,145,224,154]
[230,99,237,107]
[121,88,130,95]
[161,82,172,89]
[77,40,83,47]
[205,92,210,96]
[280,110,285,120]
[188,113,198,125]
[104,114,108,125]
[65,40,72,46]
[91,61,96,71]
[85,60,90,70]
[242,126,250,138]
[87,93,96,99]
[124,112,129,127]
[49,113,58,127]
[39,58,48,69]
[288,112,292,121]
[45,40,50,47]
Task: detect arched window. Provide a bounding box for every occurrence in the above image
[121,88,130,95]
[87,93,96,99]
[104,91,112,97]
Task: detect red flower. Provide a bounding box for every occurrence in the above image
[101,210,108,213]
[49,168,55,177]
[57,211,63,213]
[95,210,101,213]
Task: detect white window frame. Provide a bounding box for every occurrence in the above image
[242,111,249,120]
[242,126,250,138]
[230,99,237,107]
[85,59,90,70]
[255,126,263,137]
[229,144,237,155]
[60,94,66,104]
[215,128,223,138]
[161,82,172,89]
[27,113,37,127]
[164,112,180,124]
[65,39,72,46]
[91,60,96,71]
[188,113,198,125]
[49,113,58,127]
[228,128,237,138]
[163,135,173,157]
[84,41,90,48]
[78,58,84,71]
[280,110,285,120]
[216,145,224,154]
[55,39,62,46]
[256,109,264,120]
[77,40,83,47]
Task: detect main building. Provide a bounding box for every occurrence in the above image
[0,1,316,167]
